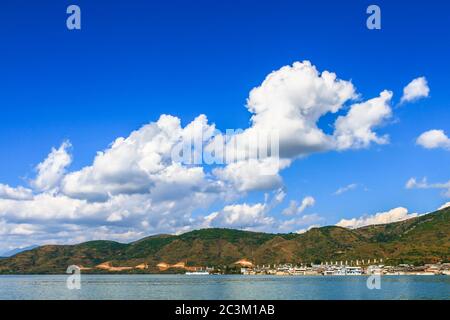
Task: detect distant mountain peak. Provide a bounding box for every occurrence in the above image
[1,245,39,258]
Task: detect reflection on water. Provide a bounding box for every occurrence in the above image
[0,275,448,300]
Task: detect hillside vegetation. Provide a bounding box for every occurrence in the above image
[0,207,448,274]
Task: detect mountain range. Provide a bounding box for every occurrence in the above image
[0,245,39,258]
[0,206,449,274]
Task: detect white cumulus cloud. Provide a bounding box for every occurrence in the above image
[336,207,418,229]
[211,61,395,191]
[245,61,357,158]
[0,59,407,252]
[0,184,33,201]
[279,214,323,233]
[400,76,430,103]
[334,90,393,150]
[32,141,72,192]
[204,203,273,230]
[296,224,321,234]
[438,202,450,210]
[416,130,450,150]
[61,115,218,202]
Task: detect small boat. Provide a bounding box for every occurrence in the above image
[185,271,209,275]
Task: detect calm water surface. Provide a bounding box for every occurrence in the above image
[0,275,448,300]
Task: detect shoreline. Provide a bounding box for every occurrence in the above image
[1,273,448,276]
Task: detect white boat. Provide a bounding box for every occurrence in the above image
[345,267,363,275]
[185,271,209,275]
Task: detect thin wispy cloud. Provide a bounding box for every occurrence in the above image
[406,177,450,198]
[282,196,316,215]
[333,183,358,196]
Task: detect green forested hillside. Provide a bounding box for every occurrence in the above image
[0,207,448,274]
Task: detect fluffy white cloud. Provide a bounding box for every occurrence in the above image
[210,61,394,192]
[0,219,145,255]
[0,184,33,200]
[61,115,219,202]
[0,60,405,251]
[0,120,229,248]
[296,224,321,234]
[336,207,418,229]
[416,130,450,150]
[0,190,213,252]
[213,158,287,192]
[277,196,320,232]
[282,196,315,215]
[438,202,450,210]
[202,188,319,232]
[244,61,357,158]
[204,196,322,233]
[401,77,430,103]
[0,219,41,236]
[208,61,358,191]
[334,183,358,195]
[278,214,323,233]
[32,141,72,192]
[0,116,227,253]
[334,90,393,150]
[406,177,450,198]
[204,203,274,230]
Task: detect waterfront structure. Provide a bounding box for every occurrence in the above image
[233,259,450,276]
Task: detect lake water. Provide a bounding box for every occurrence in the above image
[0,275,448,300]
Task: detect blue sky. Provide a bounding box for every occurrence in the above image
[0,0,449,251]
